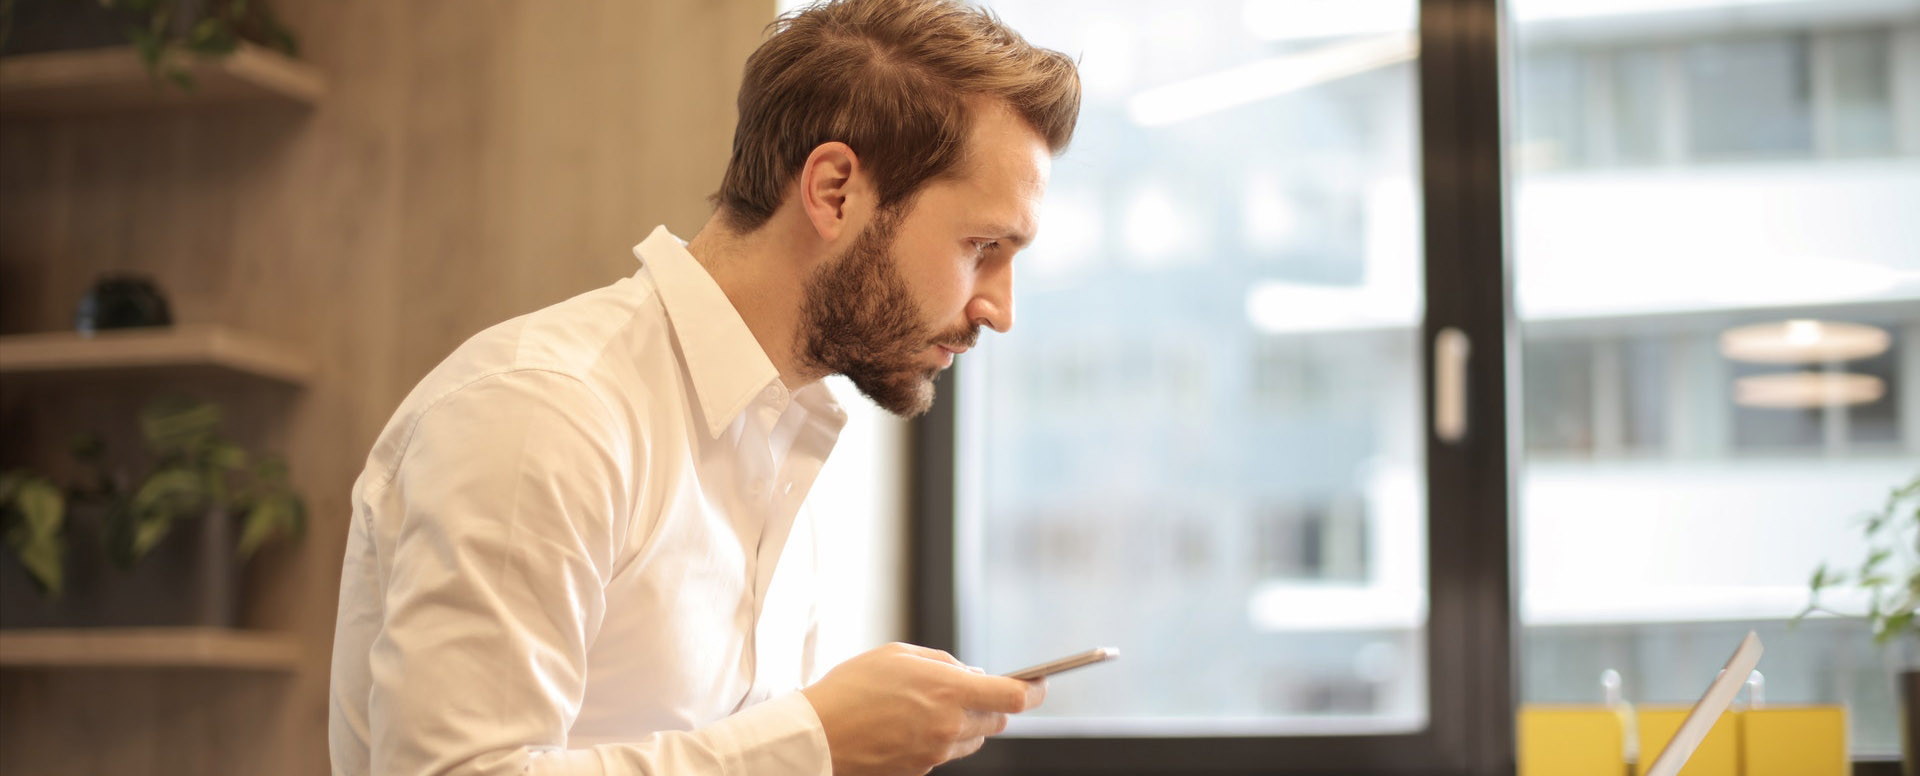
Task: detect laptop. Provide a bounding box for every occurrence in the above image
[1639,630,1765,776]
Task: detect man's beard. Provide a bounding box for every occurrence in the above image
[798,209,977,417]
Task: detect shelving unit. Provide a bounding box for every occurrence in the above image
[0,42,326,116]
[0,325,313,386]
[0,628,299,671]
[0,23,328,775]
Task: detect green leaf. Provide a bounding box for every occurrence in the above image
[1862,548,1891,577]
[1877,611,1915,646]
[210,442,248,472]
[15,480,62,538]
[236,498,280,560]
[184,19,238,56]
[1809,564,1839,592]
[237,491,305,560]
[140,397,221,457]
[132,468,207,517]
[1865,510,1889,536]
[129,512,173,560]
[189,17,221,46]
[13,529,63,596]
[1894,476,1920,502]
[127,25,162,68]
[1,475,66,595]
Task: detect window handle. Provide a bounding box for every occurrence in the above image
[1434,327,1470,444]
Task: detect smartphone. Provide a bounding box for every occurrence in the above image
[1003,647,1119,680]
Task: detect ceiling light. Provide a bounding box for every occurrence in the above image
[1718,319,1890,364]
[1733,372,1885,409]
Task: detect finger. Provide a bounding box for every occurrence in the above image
[891,643,964,666]
[945,735,987,762]
[958,709,1007,740]
[955,673,1036,713]
[1023,678,1048,710]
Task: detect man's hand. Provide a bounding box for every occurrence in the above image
[800,642,1046,776]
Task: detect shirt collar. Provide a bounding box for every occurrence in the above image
[634,225,788,438]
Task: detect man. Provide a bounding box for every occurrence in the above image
[328,0,1080,774]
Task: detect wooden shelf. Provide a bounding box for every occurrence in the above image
[0,42,326,116]
[0,325,313,386]
[0,628,299,670]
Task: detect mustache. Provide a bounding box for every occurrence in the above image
[935,325,980,350]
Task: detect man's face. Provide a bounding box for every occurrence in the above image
[799,102,1052,417]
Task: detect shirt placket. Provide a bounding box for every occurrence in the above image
[735,385,789,706]
[746,409,837,697]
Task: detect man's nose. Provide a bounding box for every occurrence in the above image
[967,262,1014,334]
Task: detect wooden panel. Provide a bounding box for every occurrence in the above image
[0,0,775,773]
[0,628,299,670]
[0,670,286,775]
[0,43,327,116]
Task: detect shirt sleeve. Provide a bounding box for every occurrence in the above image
[364,369,832,776]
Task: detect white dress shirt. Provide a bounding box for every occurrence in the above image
[330,226,848,776]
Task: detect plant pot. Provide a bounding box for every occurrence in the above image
[0,504,239,628]
[75,274,174,334]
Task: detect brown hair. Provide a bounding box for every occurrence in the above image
[713,0,1081,233]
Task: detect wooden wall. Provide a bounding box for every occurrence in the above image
[0,1,777,772]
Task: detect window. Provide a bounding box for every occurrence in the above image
[911,0,1918,773]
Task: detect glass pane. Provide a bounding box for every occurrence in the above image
[1686,35,1815,159]
[956,0,1426,735]
[1511,0,1920,759]
[1830,28,1896,157]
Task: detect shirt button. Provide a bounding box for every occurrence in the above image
[749,480,768,497]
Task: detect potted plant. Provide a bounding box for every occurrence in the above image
[0,394,306,627]
[1800,474,1920,775]
[0,0,299,91]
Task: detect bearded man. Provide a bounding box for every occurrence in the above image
[327,0,1081,774]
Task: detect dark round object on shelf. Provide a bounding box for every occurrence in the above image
[75,274,174,334]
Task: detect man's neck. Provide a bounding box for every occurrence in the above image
[684,212,823,390]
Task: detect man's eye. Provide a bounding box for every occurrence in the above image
[973,240,1000,255]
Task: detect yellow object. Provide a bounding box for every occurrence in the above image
[1638,706,1738,776]
[1742,706,1848,776]
[1517,705,1628,776]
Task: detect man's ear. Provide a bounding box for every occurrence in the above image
[798,141,863,243]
